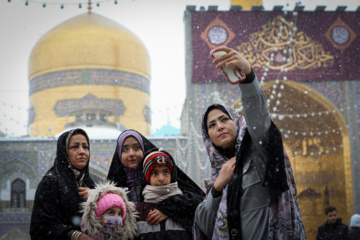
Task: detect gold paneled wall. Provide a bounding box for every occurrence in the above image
[264,81,353,240]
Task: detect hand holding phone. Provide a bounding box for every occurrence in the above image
[211,50,246,84]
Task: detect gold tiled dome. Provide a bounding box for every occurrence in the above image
[28,12,151,137]
[29,12,150,79]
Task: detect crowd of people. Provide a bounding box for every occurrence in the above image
[29,47,358,240]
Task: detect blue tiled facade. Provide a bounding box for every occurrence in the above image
[29,69,150,95]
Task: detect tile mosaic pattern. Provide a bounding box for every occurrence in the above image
[29,69,150,95]
[53,94,126,117]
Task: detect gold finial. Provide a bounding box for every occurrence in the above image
[87,0,92,12]
[230,0,263,10]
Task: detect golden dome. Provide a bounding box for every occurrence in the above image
[28,12,151,137]
[29,12,150,80]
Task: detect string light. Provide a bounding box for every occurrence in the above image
[0,102,28,137]
[270,110,338,120]
[11,0,120,9]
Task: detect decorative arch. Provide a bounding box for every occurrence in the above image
[0,159,38,189]
[299,188,322,199]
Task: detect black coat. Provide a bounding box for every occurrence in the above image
[349,227,360,240]
[30,129,95,240]
[135,201,192,240]
[316,219,349,240]
[154,167,205,233]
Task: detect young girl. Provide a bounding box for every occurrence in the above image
[107,130,156,203]
[81,182,137,240]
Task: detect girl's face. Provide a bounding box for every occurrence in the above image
[206,109,237,149]
[68,134,89,170]
[121,137,144,168]
[100,206,123,225]
[149,165,171,186]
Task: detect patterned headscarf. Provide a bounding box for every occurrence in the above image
[64,128,90,188]
[201,103,247,184]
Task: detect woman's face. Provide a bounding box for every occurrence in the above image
[68,134,89,170]
[206,108,237,149]
[121,137,144,168]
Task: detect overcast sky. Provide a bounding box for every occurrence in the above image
[0,0,359,137]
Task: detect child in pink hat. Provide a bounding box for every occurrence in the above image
[81,182,137,240]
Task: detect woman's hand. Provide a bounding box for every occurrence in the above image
[78,187,90,201]
[146,209,168,225]
[78,233,95,240]
[211,46,251,75]
[213,157,236,191]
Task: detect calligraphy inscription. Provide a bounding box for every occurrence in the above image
[237,16,334,71]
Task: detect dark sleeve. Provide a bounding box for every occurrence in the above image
[30,177,76,240]
[211,186,223,198]
[239,68,255,84]
[342,224,349,240]
[316,226,323,240]
[155,168,205,233]
[135,202,154,222]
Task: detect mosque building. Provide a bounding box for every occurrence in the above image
[0,0,360,239]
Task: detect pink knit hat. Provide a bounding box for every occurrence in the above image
[95,193,126,221]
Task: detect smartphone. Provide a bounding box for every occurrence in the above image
[211,50,246,84]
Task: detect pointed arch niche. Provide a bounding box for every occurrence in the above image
[0,159,38,211]
[232,80,353,239]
